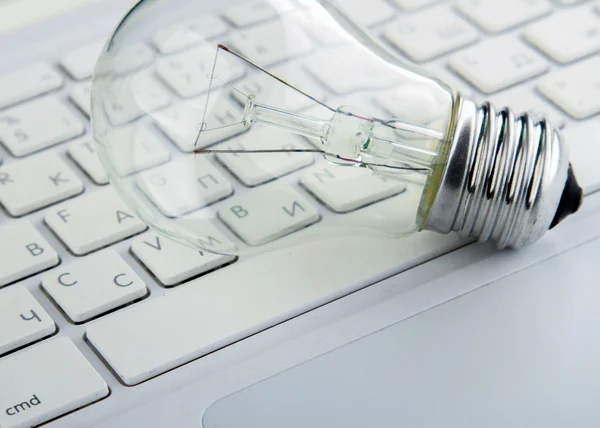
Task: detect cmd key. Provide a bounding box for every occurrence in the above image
[0,337,108,428]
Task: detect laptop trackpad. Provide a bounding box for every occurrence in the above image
[203,238,600,428]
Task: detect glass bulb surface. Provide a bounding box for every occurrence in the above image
[92,0,455,256]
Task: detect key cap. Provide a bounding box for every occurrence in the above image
[391,0,438,10]
[561,120,600,194]
[524,9,600,63]
[0,287,55,355]
[44,187,147,256]
[231,65,327,112]
[457,0,551,33]
[68,138,108,185]
[0,152,84,216]
[138,157,233,217]
[292,6,354,47]
[60,40,105,80]
[489,87,566,129]
[382,7,479,62]
[0,337,108,428]
[304,46,402,95]
[449,38,548,94]
[154,98,246,152]
[218,182,320,245]
[0,96,85,157]
[0,63,63,110]
[537,56,600,119]
[69,81,92,117]
[156,46,245,98]
[336,0,395,27]
[223,0,291,27]
[103,71,171,125]
[300,163,406,213]
[374,83,452,126]
[132,231,235,286]
[152,15,227,54]
[86,226,462,385]
[229,20,312,67]
[41,250,147,323]
[0,222,59,287]
[216,128,314,186]
[107,125,171,176]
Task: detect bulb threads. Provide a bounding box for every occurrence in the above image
[423,94,576,249]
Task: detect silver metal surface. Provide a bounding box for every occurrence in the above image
[424,94,569,249]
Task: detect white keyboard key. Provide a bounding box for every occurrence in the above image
[374,83,451,126]
[0,287,55,355]
[300,163,406,212]
[537,57,600,119]
[216,128,314,186]
[108,125,171,176]
[110,43,156,75]
[229,20,312,67]
[0,63,63,110]
[382,8,479,62]
[60,40,105,80]
[189,14,228,39]
[44,187,147,256]
[68,138,108,185]
[132,231,235,286]
[489,87,566,129]
[223,0,290,27]
[154,98,246,152]
[156,46,245,98]
[457,0,551,33]
[449,38,548,94]
[153,15,227,54]
[0,96,85,157]
[42,250,147,323]
[336,0,395,27]
[561,120,600,194]
[0,152,84,216]
[232,65,326,112]
[153,27,203,55]
[391,0,438,10]
[87,228,462,385]
[138,157,233,217]
[69,81,92,117]
[0,337,108,428]
[104,71,171,125]
[524,9,600,63]
[304,46,402,94]
[0,222,59,287]
[219,182,320,245]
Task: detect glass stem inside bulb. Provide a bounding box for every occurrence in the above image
[242,95,329,140]
[242,95,443,180]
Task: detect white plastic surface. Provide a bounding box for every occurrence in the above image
[0,338,108,428]
[0,287,55,355]
[0,221,59,287]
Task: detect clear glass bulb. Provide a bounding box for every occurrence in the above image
[92,0,581,256]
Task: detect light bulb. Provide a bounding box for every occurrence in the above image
[92,0,582,257]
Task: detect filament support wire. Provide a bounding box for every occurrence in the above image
[424,95,572,249]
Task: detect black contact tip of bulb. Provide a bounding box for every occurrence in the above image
[550,164,583,229]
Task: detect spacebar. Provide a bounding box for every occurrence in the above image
[86,232,462,385]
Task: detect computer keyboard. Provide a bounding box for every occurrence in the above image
[0,0,599,426]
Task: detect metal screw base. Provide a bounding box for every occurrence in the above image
[423,94,571,249]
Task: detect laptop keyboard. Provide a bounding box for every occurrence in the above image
[0,0,599,425]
